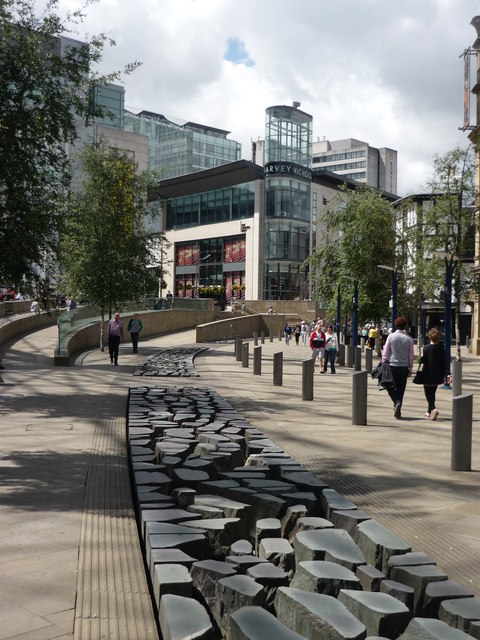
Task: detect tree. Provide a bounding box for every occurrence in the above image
[305,184,396,327]
[0,0,139,288]
[59,141,168,348]
[423,146,479,360]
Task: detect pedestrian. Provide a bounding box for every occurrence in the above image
[284,322,292,345]
[420,327,451,421]
[30,299,40,314]
[294,322,301,346]
[301,320,308,346]
[368,324,378,350]
[108,312,124,366]
[310,322,326,372]
[127,313,143,354]
[241,302,246,315]
[323,325,338,374]
[267,306,273,315]
[381,315,414,419]
[15,291,24,301]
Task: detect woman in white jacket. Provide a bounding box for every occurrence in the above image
[322,325,338,374]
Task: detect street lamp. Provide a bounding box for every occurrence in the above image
[433,251,459,388]
[341,276,359,350]
[377,264,398,328]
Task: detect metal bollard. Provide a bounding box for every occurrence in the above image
[270,332,273,343]
[452,359,462,397]
[346,345,353,368]
[466,336,470,349]
[360,337,366,351]
[261,330,265,344]
[242,342,249,368]
[352,370,368,426]
[234,336,240,354]
[365,347,373,374]
[273,352,283,386]
[253,331,258,346]
[253,346,262,375]
[235,338,243,361]
[278,330,282,341]
[451,393,472,471]
[338,343,345,367]
[302,358,315,401]
[355,346,362,371]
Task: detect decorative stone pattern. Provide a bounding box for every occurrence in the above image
[127,385,477,638]
[133,346,207,377]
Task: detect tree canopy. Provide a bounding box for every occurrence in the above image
[305,184,396,324]
[59,141,167,318]
[0,0,138,288]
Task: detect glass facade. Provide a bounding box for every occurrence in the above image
[263,105,312,300]
[124,111,241,179]
[175,236,246,306]
[166,183,255,230]
[90,84,125,129]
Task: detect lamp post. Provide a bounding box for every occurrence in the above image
[341,276,358,350]
[336,285,341,343]
[377,264,398,328]
[434,251,459,388]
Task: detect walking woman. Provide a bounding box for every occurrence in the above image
[420,327,451,421]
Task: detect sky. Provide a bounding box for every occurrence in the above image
[55,0,480,196]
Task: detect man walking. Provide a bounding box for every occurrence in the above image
[127,313,143,354]
[381,315,414,419]
[108,312,124,366]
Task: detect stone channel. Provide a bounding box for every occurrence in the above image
[127,349,480,639]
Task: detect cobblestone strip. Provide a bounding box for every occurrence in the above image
[231,400,480,594]
[74,378,158,640]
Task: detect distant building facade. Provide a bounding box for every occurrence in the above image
[124,110,241,180]
[312,138,397,194]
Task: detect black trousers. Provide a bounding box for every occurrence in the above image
[130,332,139,353]
[108,335,121,364]
[323,349,336,372]
[423,385,438,413]
[386,366,409,406]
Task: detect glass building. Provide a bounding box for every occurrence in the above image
[263,105,312,300]
[124,110,241,179]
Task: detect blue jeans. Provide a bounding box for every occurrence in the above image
[323,349,336,373]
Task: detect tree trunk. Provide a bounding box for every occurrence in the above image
[100,308,105,352]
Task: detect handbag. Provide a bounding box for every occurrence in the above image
[412,364,424,385]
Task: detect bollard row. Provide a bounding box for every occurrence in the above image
[127,385,479,640]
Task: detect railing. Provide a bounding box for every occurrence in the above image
[56,298,211,357]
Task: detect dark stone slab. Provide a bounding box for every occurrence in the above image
[230,540,254,556]
[225,555,269,573]
[357,519,411,573]
[339,589,411,637]
[258,538,295,574]
[398,617,474,639]
[330,510,372,542]
[380,580,415,612]
[247,562,289,587]
[146,533,207,560]
[439,597,480,633]
[158,594,213,640]
[151,563,192,608]
[423,580,475,618]
[171,467,211,489]
[190,559,238,613]
[387,551,436,575]
[320,488,357,519]
[149,549,198,579]
[389,565,449,615]
[294,528,366,570]
[140,508,202,538]
[275,587,366,639]
[229,606,306,640]
[290,560,361,597]
[356,565,385,592]
[214,575,265,636]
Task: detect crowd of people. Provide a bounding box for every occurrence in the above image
[283,314,450,422]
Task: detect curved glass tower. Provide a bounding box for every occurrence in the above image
[263,105,312,300]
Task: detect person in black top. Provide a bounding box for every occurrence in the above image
[420,327,451,421]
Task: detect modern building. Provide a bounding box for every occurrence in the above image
[150,104,400,307]
[312,138,397,194]
[124,110,241,180]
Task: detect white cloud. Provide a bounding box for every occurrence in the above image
[55,0,480,195]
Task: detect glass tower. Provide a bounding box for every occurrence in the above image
[263,105,312,300]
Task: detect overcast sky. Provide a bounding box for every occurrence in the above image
[56,0,480,196]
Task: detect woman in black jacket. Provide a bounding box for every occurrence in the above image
[420,327,451,420]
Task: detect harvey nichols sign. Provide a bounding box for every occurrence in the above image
[264,161,312,182]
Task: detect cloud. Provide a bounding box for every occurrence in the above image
[55,0,480,195]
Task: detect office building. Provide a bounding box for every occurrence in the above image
[124,110,241,180]
[312,138,397,194]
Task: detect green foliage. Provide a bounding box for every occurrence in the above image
[305,184,395,322]
[59,141,168,314]
[0,0,140,285]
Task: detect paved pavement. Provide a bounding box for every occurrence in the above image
[0,325,479,639]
